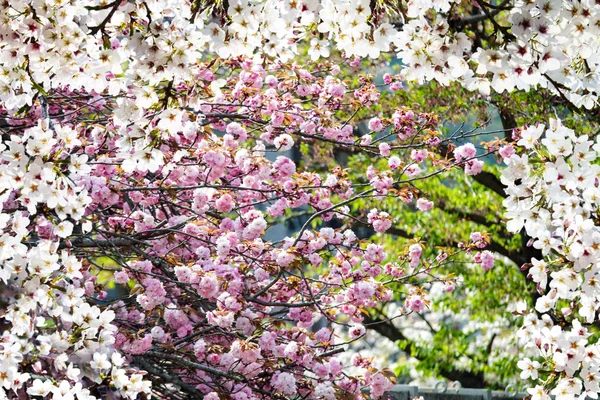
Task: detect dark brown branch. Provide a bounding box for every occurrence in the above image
[486,240,523,265]
[162,80,174,109]
[144,351,244,381]
[374,221,524,267]
[435,143,507,199]
[58,237,135,249]
[496,103,518,141]
[471,171,507,198]
[542,73,583,115]
[88,0,122,35]
[476,0,515,40]
[436,199,500,228]
[451,0,511,30]
[364,315,488,388]
[133,356,204,399]
[143,351,275,398]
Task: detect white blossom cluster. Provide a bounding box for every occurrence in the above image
[3,0,600,117]
[503,120,600,399]
[0,122,150,399]
[393,0,600,108]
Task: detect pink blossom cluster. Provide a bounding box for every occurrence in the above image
[405,293,428,313]
[368,208,393,233]
[0,52,492,400]
[454,143,485,176]
[474,250,495,272]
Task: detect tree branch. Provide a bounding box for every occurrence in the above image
[88,0,122,35]
[435,199,501,228]
[451,0,512,30]
[133,356,204,400]
[471,171,507,198]
[363,315,488,388]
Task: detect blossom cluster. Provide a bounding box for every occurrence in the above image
[0,122,151,399]
[0,47,497,399]
[504,120,600,399]
[0,0,511,396]
[2,0,600,116]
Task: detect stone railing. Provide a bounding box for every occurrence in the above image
[385,384,525,400]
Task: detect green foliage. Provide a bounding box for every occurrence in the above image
[271,51,595,388]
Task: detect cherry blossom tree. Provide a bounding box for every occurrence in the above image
[0,51,495,399]
[1,0,600,399]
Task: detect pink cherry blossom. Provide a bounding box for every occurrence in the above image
[416,198,434,211]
